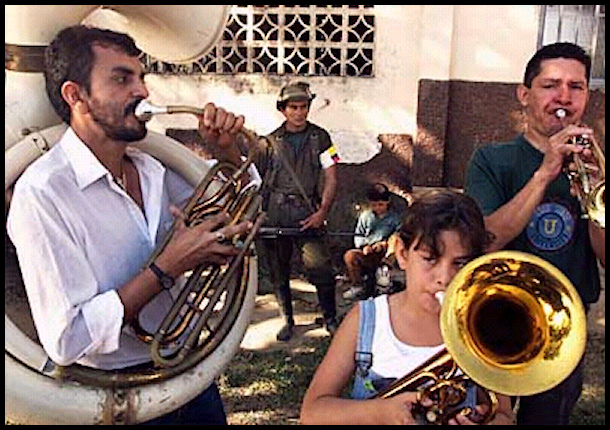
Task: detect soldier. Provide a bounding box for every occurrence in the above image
[255,82,340,341]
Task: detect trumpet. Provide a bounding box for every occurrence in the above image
[555,109,605,228]
[131,100,267,368]
[374,251,586,425]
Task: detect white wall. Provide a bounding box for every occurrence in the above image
[4,5,542,155]
[449,5,539,82]
[137,6,541,163]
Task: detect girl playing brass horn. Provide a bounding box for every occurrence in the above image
[300,189,515,425]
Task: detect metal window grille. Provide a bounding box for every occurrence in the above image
[142,5,375,77]
[538,5,605,85]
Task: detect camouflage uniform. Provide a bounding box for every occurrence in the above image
[255,121,336,333]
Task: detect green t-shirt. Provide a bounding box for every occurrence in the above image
[465,135,600,304]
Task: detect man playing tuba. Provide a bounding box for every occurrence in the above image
[6,25,260,424]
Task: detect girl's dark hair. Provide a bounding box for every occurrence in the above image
[44,25,141,123]
[398,189,493,259]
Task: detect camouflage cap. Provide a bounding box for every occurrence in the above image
[277,82,316,105]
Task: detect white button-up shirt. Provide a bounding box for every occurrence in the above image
[7,127,259,370]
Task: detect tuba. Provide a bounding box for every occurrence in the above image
[555,108,605,229]
[4,5,267,425]
[374,251,587,425]
[129,100,269,369]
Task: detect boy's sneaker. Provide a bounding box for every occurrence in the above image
[342,285,371,300]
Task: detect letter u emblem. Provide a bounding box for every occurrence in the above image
[543,218,558,235]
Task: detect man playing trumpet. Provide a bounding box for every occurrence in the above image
[465,42,605,425]
[7,25,260,424]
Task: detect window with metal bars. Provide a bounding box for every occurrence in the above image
[538,5,605,87]
[143,5,375,77]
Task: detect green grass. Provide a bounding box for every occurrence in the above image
[220,332,605,425]
[218,338,331,425]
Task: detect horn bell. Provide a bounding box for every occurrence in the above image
[441,250,587,397]
[83,5,230,63]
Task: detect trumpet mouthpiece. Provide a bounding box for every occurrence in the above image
[435,291,445,305]
[555,108,567,119]
[134,100,167,122]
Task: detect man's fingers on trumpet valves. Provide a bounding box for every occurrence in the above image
[555,109,605,226]
[554,108,593,144]
[554,109,597,168]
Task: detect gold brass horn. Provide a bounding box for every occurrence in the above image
[555,109,605,229]
[51,103,271,385]
[375,251,587,425]
[130,100,268,368]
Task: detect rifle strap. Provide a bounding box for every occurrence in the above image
[267,134,318,215]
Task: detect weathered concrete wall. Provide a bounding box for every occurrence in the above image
[144,6,541,168]
[417,81,606,188]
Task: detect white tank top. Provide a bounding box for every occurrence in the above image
[369,295,445,379]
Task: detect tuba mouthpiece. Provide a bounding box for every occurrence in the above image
[134,100,168,122]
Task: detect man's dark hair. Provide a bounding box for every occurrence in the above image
[523,42,591,88]
[44,25,141,123]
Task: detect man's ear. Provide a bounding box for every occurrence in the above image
[516,84,529,108]
[60,81,89,115]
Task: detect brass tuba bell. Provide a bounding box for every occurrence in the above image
[4,5,263,424]
[375,251,587,425]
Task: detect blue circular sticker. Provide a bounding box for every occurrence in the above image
[526,202,575,251]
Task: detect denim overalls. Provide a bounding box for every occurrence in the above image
[351,298,396,399]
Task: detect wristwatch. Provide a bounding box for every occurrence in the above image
[149,262,175,290]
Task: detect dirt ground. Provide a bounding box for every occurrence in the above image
[240,278,354,351]
[243,268,605,353]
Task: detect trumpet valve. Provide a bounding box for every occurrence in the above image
[571,134,591,148]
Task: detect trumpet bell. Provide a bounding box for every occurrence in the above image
[441,251,586,396]
[585,181,605,229]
